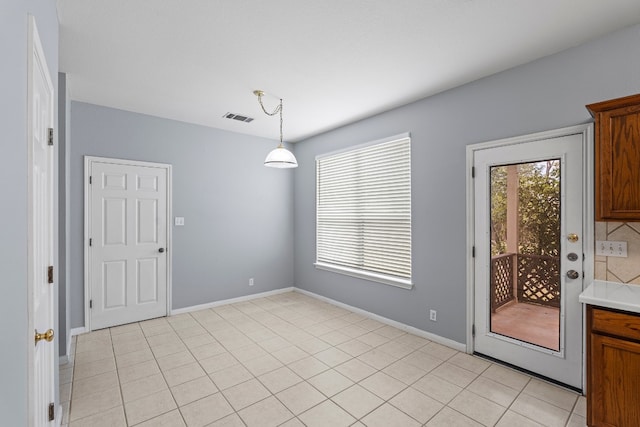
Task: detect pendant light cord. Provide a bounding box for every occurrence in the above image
[256,93,284,147]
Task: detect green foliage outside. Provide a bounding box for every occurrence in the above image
[490,160,560,257]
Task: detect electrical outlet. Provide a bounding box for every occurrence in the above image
[249,278,254,286]
[174,217,185,226]
[429,310,437,322]
[596,240,628,257]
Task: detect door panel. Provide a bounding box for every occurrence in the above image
[137,174,158,191]
[137,199,158,243]
[103,261,127,309]
[138,258,159,303]
[104,172,126,189]
[89,160,169,329]
[28,16,55,426]
[104,198,126,245]
[473,132,584,389]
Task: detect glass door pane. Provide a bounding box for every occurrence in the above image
[489,160,561,351]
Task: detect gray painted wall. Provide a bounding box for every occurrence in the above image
[58,73,71,357]
[0,1,59,424]
[69,103,295,328]
[293,24,640,344]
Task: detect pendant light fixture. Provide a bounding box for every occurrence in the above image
[254,90,298,168]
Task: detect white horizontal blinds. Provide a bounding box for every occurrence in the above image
[317,137,411,280]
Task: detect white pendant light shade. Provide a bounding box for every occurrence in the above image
[264,144,298,168]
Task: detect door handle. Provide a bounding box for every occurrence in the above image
[35,329,54,345]
[566,270,580,280]
[158,248,165,253]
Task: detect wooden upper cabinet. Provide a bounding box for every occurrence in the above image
[587,94,640,221]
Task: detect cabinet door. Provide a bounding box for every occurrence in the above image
[596,104,640,220]
[590,334,640,426]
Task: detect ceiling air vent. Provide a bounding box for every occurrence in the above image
[223,112,254,123]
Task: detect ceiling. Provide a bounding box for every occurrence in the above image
[58,0,640,142]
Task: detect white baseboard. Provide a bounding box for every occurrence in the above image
[170,287,295,316]
[67,329,72,359]
[294,288,467,353]
[67,326,89,342]
[70,326,87,337]
[55,404,62,427]
[57,326,87,362]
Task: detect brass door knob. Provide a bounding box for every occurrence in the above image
[35,329,54,345]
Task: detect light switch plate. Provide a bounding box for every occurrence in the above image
[174,217,185,226]
[596,240,627,257]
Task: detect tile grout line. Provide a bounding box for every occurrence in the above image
[108,327,129,426]
[493,375,534,427]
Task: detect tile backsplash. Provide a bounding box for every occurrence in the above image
[595,222,640,285]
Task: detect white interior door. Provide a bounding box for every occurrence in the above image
[472,130,586,389]
[28,16,56,426]
[87,158,170,330]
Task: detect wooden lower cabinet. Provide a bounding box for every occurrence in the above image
[587,305,640,426]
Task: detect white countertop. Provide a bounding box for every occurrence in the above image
[579,280,640,314]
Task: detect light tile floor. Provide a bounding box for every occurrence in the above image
[60,291,587,426]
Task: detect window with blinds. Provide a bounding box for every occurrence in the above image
[315,134,412,289]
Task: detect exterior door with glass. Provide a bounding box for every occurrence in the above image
[472,127,588,390]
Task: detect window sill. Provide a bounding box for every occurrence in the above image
[314,262,413,290]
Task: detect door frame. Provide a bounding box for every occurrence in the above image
[84,156,173,332]
[465,124,594,391]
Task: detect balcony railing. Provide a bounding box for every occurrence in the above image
[490,253,560,313]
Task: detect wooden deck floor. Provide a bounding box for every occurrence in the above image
[491,302,560,351]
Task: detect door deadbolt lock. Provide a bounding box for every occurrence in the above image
[567,233,579,243]
[566,270,580,280]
